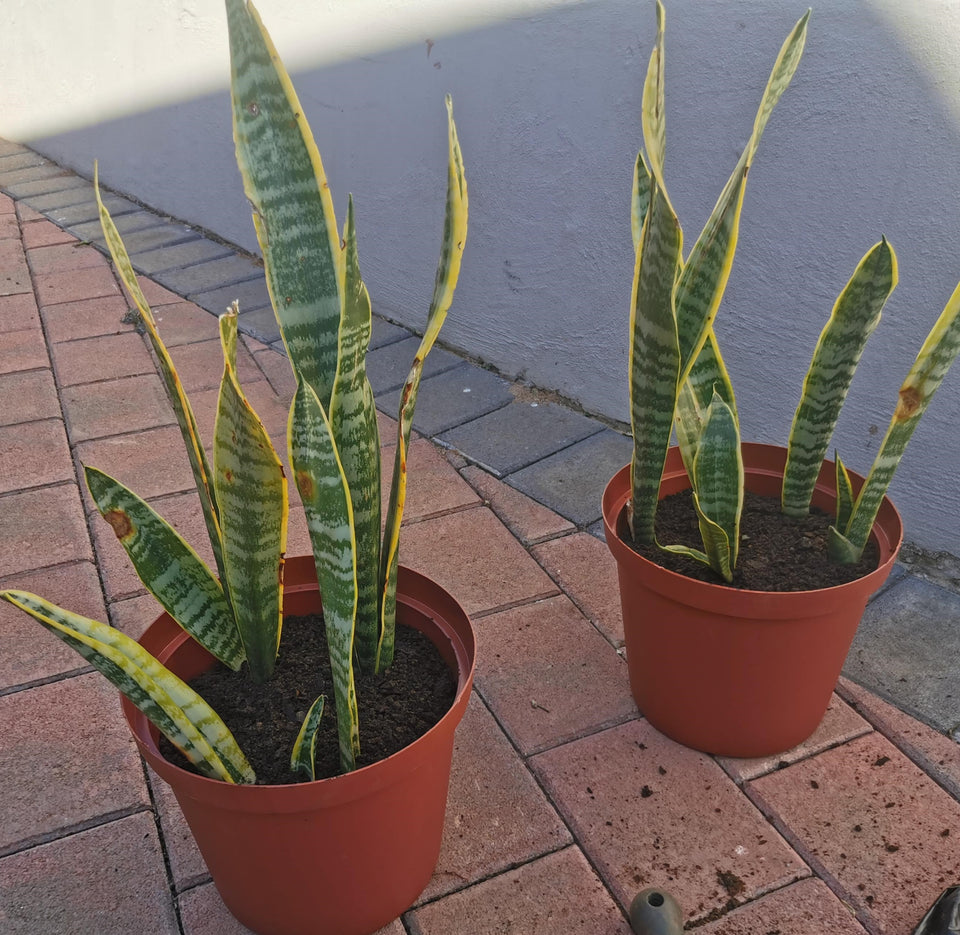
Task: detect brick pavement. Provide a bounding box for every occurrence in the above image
[1,155,959,934]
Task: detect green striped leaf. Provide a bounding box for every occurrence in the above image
[747,10,811,164]
[628,179,683,545]
[213,310,288,683]
[631,151,652,252]
[661,503,733,582]
[379,95,468,671]
[642,1,668,186]
[84,466,243,671]
[290,694,325,781]
[329,196,381,674]
[289,378,359,772]
[380,415,409,672]
[95,172,226,589]
[671,11,807,454]
[0,590,254,783]
[673,154,749,381]
[783,239,898,516]
[420,95,469,356]
[226,0,342,408]
[690,390,742,580]
[835,451,854,532]
[832,277,960,561]
[674,331,737,476]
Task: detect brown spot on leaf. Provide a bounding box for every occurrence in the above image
[247,101,260,116]
[895,386,921,420]
[104,509,134,541]
[296,471,314,500]
[223,469,234,483]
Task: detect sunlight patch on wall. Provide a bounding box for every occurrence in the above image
[2,0,576,141]
[867,0,960,129]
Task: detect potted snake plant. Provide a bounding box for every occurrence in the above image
[602,4,960,758]
[0,3,473,934]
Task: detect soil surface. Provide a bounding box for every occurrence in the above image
[626,489,880,591]
[159,613,457,785]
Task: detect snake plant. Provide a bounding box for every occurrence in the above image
[628,3,960,582]
[0,0,467,783]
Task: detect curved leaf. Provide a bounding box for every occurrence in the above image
[84,466,243,671]
[0,590,253,783]
[290,694,325,781]
[834,451,855,532]
[380,96,467,670]
[95,172,225,588]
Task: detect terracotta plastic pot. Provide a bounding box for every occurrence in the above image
[122,555,476,935]
[602,443,902,758]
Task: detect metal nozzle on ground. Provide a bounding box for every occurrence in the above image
[629,888,683,935]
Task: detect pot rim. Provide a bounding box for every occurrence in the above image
[122,559,476,808]
[602,443,904,615]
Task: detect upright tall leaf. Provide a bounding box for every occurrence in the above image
[329,197,381,674]
[95,173,226,589]
[643,2,668,186]
[830,278,960,562]
[380,96,468,670]
[289,378,359,772]
[628,181,683,545]
[0,591,254,784]
[672,10,809,449]
[631,151,652,251]
[226,0,342,406]
[213,311,288,683]
[628,4,683,545]
[783,239,898,516]
[84,467,243,671]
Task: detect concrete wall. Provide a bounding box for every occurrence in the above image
[5,0,960,555]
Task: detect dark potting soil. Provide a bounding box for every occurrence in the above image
[627,489,880,591]
[159,613,457,785]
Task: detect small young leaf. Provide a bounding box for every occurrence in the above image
[290,695,325,781]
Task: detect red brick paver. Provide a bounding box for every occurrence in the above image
[531,719,809,924]
[749,733,960,933]
[412,847,633,934]
[0,813,178,935]
[532,531,625,645]
[0,672,149,851]
[475,594,636,754]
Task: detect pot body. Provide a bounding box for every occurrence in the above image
[122,555,476,935]
[602,443,902,758]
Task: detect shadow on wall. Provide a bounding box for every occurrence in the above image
[23,0,960,554]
